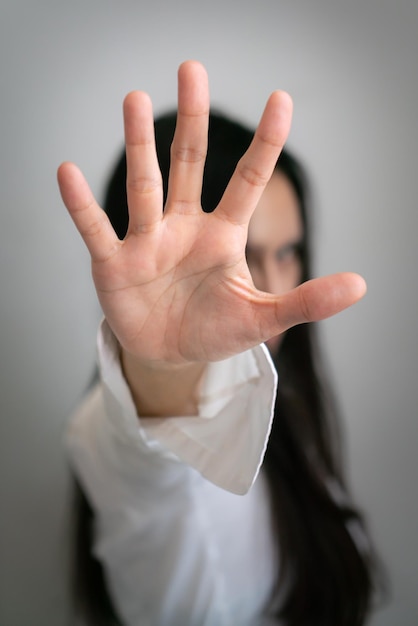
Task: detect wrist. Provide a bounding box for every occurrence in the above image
[121,348,207,418]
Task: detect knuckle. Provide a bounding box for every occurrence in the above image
[172,145,206,164]
[127,175,161,195]
[256,130,284,150]
[237,163,270,188]
[169,199,198,215]
[81,215,106,239]
[297,285,311,322]
[130,220,160,235]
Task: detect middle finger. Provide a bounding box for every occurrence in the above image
[165,61,210,215]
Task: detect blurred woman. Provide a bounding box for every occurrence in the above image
[59,61,380,626]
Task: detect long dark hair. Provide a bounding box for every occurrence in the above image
[72,111,382,625]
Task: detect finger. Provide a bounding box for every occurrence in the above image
[57,162,119,262]
[165,60,209,215]
[254,273,367,340]
[216,90,293,225]
[124,91,163,233]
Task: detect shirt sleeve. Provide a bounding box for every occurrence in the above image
[66,320,278,626]
[92,319,278,495]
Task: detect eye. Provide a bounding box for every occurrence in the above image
[245,246,260,267]
[274,242,302,264]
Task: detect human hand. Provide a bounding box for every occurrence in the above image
[58,61,366,369]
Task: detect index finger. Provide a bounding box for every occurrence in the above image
[215,91,293,225]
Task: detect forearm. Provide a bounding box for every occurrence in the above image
[121,348,207,417]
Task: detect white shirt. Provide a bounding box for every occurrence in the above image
[67,321,280,626]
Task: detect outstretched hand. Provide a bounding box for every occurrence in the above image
[58,61,366,369]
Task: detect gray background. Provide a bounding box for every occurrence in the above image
[1,1,417,624]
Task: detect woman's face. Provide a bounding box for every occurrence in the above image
[246,171,304,353]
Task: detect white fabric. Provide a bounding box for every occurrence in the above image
[67,320,279,626]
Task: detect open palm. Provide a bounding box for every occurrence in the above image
[58,61,366,367]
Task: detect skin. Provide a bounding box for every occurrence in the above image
[246,171,304,354]
[57,60,366,417]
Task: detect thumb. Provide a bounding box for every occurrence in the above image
[261,272,367,338]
